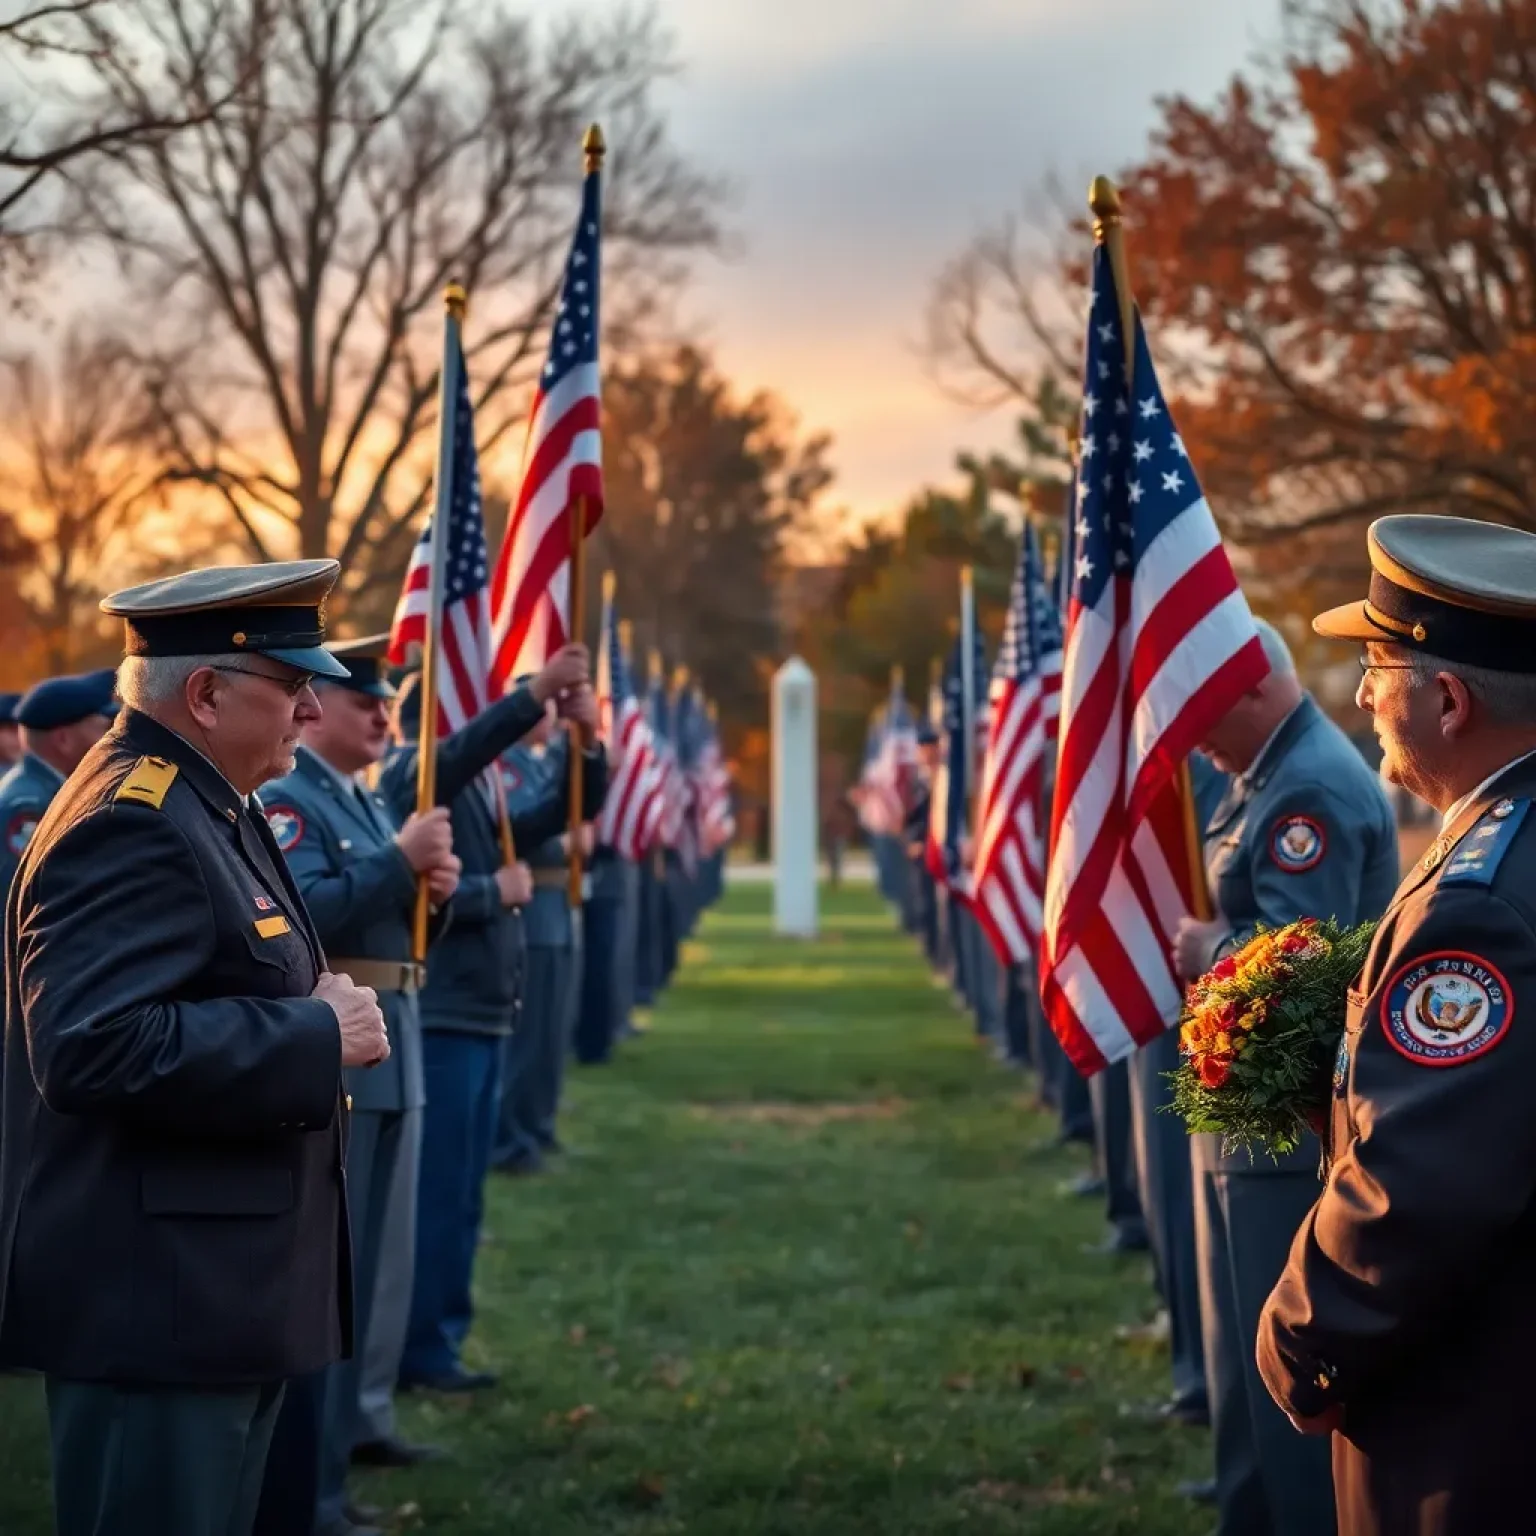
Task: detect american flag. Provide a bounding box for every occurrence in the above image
[926,629,987,896]
[671,684,702,878]
[694,700,735,855]
[972,523,1064,967]
[387,326,492,734]
[596,594,660,861]
[488,164,604,689]
[1040,245,1267,1076]
[648,669,686,852]
[859,691,917,836]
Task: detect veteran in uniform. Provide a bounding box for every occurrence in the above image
[494,701,608,1171]
[0,669,120,893]
[1172,618,1398,1536]
[258,636,469,1535]
[0,690,21,766]
[1258,516,1536,1536]
[0,561,388,1536]
[378,651,597,1391]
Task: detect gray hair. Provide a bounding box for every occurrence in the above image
[1408,652,1536,726]
[1252,617,1297,679]
[117,653,246,712]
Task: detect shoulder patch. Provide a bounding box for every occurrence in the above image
[1382,950,1513,1067]
[1270,814,1325,873]
[5,808,39,858]
[1440,798,1530,887]
[264,805,305,852]
[115,755,179,810]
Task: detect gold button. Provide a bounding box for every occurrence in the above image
[1315,1371,1330,1390]
[345,1094,353,1111]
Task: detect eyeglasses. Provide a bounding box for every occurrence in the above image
[1357,649,1420,675]
[211,664,316,698]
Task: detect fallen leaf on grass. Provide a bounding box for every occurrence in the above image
[1063,1365,1087,1384]
[565,1404,597,1427]
[1015,1363,1038,1389]
[568,1324,587,1345]
[944,1373,976,1393]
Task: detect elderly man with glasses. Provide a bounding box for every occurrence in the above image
[0,560,388,1536]
[1259,514,1536,1536]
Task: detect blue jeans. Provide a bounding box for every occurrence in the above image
[401,1030,501,1382]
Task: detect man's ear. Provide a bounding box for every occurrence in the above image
[1438,670,1476,740]
[184,666,223,730]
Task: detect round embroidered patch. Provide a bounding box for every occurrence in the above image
[1382,951,1513,1067]
[265,805,305,852]
[1271,814,1325,873]
[5,809,38,858]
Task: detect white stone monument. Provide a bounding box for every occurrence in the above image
[772,656,818,937]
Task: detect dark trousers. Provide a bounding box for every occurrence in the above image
[1129,1032,1207,1414]
[46,1376,285,1536]
[1193,1134,1335,1536]
[611,861,640,1035]
[496,942,577,1158]
[574,895,621,1065]
[658,858,680,986]
[1002,964,1034,1067]
[1089,1057,1146,1242]
[401,1030,501,1382]
[634,858,662,1007]
[252,1370,322,1536]
[316,1108,406,1526]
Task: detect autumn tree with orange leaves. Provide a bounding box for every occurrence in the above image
[1123,0,1536,549]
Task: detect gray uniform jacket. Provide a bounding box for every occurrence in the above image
[0,753,65,895]
[506,736,610,949]
[260,747,430,1114]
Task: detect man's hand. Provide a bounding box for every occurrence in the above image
[1173,916,1229,982]
[557,682,600,743]
[495,861,534,908]
[395,807,453,873]
[529,644,589,704]
[313,971,389,1068]
[426,853,462,904]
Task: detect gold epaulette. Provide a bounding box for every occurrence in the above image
[115,755,179,810]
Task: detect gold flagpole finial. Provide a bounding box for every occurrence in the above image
[444,282,467,320]
[619,619,633,654]
[1088,175,1135,382]
[583,124,606,172]
[891,663,904,693]
[601,569,616,603]
[648,646,663,681]
[672,664,690,692]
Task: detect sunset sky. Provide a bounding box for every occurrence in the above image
[528,0,1283,524]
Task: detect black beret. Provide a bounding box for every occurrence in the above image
[17,669,121,730]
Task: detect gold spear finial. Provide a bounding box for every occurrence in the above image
[648,646,662,680]
[619,619,633,655]
[583,124,606,173]
[1088,175,1135,382]
[444,282,467,320]
[672,664,690,691]
[602,569,616,603]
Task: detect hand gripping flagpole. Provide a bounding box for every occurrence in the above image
[1088,175,1212,922]
[567,122,606,909]
[412,282,466,961]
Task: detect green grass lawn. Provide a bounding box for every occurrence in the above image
[0,883,1213,1534]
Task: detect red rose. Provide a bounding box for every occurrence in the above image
[1279,932,1311,955]
[1210,955,1238,981]
[1215,1000,1242,1031]
[1196,1054,1231,1089]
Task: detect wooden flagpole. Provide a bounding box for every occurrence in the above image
[412,282,466,960]
[566,122,606,909]
[1088,175,1211,921]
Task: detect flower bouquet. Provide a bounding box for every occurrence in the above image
[1170,917,1377,1157]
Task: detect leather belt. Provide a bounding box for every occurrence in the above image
[330,957,424,995]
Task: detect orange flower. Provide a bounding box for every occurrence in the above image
[1197,1054,1231,1089]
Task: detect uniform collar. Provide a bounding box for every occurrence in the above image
[297,742,363,800]
[117,709,247,819]
[1440,746,1536,830]
[1235,697,1315,795]
[21,752,66,790]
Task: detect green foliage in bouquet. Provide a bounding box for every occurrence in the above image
[1168,917,1377,1158]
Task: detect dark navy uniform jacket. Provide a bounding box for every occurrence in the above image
[260,746,429,1115]
[0,752,65,893]
[0,709,349,1386]
[378,692,606,1034]
[1260,752,1536,1536]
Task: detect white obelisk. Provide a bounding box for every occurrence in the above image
[772,656,818,937]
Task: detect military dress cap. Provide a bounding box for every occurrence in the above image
[0,691,18,725]
[323,634,397,699]
[1314,515,1536,672]
[100,559,349,680]
[16,669,121,730]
